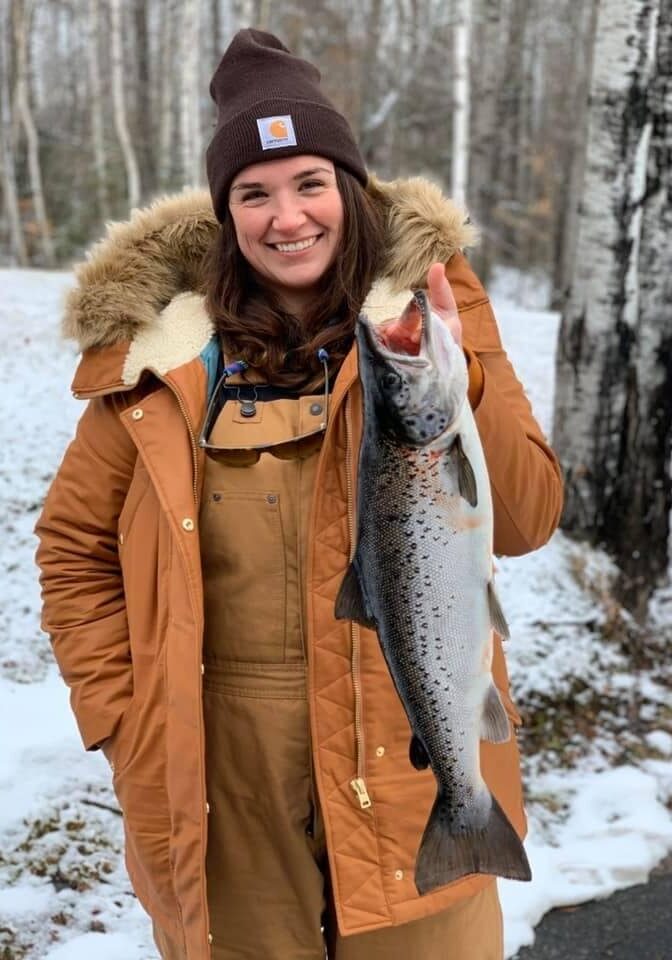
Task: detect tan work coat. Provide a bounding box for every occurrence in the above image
[35,175,563,959]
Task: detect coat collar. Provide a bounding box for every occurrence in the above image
[67,175,477,397]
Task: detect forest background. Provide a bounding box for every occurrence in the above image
[1,1,672,955]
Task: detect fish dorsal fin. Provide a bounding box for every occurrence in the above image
[480,683,511,743]
[487,581,510,639]
[454,434,477,507]
[409,734,431,770]
[335,562,377,628]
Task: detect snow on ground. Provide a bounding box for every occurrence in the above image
[0,267,670,959]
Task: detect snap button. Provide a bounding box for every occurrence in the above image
[375,746,385,758]
[182,518,195,531]
[212,492,222,502]
[200,663,205,675]
[394,869,404,881]
[208,932,213,945]
[266,494,277,505]
[118,533,124,545]
[206,802,210,814]
[131,408,144,421]
[310,403,323,416]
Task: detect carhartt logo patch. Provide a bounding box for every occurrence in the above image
[256,115,297,150]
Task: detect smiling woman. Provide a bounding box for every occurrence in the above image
[34,24,564,960]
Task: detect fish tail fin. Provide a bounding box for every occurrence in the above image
[415,790,531,894]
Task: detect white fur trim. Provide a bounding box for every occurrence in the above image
[122,292,215,386]
[362,279,416,325]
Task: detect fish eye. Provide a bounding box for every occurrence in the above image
[383,371,401,388]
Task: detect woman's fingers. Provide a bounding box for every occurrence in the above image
[426,262,462,346]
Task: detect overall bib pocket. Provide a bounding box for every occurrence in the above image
[200,489,288,663]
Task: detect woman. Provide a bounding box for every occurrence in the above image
[35,28,563,960]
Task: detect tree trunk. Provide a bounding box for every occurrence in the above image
[134,0,155,196]
[88,0,110,223]
[551,0,599,307]
[451,0,471,207]
[158,0,177,190]
[180,0,202,187]
[110,0,141,211]
[0,0,26,265]
[552,0,670,619]
[14,0,54,265]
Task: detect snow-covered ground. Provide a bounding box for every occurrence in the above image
[1,267,670,959]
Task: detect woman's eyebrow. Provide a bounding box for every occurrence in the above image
[231,167,333,191]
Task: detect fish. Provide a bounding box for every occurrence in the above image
[335,289,531,894]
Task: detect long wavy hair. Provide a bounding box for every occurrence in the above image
[202,167,385,391]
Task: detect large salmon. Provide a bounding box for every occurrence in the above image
[335,290,531,894]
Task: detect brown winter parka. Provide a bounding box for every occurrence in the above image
[35,175,563,959]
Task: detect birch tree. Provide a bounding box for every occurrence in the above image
[110,0,141,210]
[451,0,471,207]
[14,0,54,265]
[180,0,202,187]
[158,0,178,190]
[0,0,26,264]
[88,0,110,222]
[552,0,671,617]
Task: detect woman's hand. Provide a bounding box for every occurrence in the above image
[426,262,462,347]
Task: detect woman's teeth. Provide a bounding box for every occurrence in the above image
[272,236,319,252]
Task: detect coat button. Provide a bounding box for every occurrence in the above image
[201,663,205,675]
[266,494,277,505]
[182,518,195,531]
[375,746,385,757]
[206,801,210,814]
[208,932,213,945]
[395,869,404,880]
[310,403,323,416]
[131,408,144,420]
[118,533,124,545]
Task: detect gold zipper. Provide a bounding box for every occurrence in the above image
[345,394,371,810]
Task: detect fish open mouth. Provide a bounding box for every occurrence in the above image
[362,291,431,367]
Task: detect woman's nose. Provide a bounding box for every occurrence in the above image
[271,198,307,232]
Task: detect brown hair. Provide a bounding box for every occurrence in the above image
[202,167,385,391]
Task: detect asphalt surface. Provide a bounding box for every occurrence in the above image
[512,861,672,960]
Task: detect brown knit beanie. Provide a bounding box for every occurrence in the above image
[206,28,367,222]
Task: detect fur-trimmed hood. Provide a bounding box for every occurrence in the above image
[65,175,477,393]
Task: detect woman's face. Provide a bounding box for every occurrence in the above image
[228,155,344,315]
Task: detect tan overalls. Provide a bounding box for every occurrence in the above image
[153,369,503,960]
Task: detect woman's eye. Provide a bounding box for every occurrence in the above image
[300,180,325,191]
[241,190,266,203]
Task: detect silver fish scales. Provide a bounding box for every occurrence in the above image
[336,290,531,894]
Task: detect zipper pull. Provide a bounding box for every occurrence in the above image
[350,777,372,809]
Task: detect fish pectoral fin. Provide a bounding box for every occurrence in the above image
[487,580,510,639]
[334,562,376,628]
[454,434,478,507]
[409,734,431,770]
[480,684,511,743]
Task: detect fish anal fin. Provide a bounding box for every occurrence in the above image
[480,683,510,743]
[335,562,376,628]
[455,435,477,507]
[409,734,431,770]
[488,581,510,639]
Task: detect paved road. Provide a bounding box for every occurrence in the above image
[512,864,672,960]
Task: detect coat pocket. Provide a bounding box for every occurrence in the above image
[200,490,288,663]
